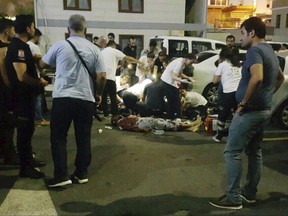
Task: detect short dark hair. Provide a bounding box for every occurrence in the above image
[219,47,240,67]
[0,18,14,33]
[106,40,116,47]
[158,51,166,56]
[108,32,115,39]
[34,28,42,36]
[14,15,34,34]
[240,17,266,39]
[129,36,135,40]
[185,53,196,60]
[149,39,157,47]
[147,51,155,59]
[93,36,99,40]
[226,34,235,41]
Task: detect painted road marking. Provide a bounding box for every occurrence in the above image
[0,180,57,216]
[264,137,288,141]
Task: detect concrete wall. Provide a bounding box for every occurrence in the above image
[35,0,208,53]
[271,7,288,42]
[272,0,288,8]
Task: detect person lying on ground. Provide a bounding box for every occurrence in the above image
[111,115,202,132]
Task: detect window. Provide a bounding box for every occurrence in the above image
[119,0,144,13]
[209,0,228,6]
[276,14,281,28]
[64,0,91,11]
[192,41,212,54]
[119,35,144,59]
[168,40,188,58]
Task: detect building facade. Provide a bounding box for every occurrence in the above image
[271,0,288,42]
[35,0,207,55]
[207,0,272,29]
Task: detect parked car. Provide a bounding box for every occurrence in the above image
[192,49,288,129]
[150,36,226,59]
[192,49,246,106]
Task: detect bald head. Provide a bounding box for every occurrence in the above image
[97,36,108,48]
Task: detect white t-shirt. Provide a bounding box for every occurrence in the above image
[161,58,185,88]
[135,55,148,78]
[27,41,41,77]
[214,60,241,93]
[185,91,207,107]
[101,47,125,81]
[126,78,152,99]
[27,41,41,56]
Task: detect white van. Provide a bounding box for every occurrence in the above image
[150,36,227,58]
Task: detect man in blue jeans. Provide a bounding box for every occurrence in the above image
[41,14,106,187]
[209,17,284,210]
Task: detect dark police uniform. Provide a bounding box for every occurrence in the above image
[5,37,39,168]
[0,40,13,160]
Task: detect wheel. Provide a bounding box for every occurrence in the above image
[202,83,218,107]
[277,100,288,129]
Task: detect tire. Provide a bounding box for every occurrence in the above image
[202,83,218,107]
[277,100,288,130]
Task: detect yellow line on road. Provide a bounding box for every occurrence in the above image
[263,137,288,141]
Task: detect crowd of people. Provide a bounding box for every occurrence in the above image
[0,13,285,211]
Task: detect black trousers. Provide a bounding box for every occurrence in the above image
[101,79,118,117]
[122,91,138,112]
[0,87,15,159]
[50,97,94,178]
[14,94,36,168]
[217,91,237,123]
[160,80,181,119]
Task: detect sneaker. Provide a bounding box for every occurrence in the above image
[35,120,50,126]
[19,167,45,179]
[241,191,256,203]
[31,158,46,167]
[46,176,72,188]
[209,195,242,210]
[212,135,221,143]
[71,174,88,184]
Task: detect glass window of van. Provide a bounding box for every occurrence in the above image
[168,40,188,58]
[192,41,212,54]
[216,43,226,50]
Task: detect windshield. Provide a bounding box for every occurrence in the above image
[196,52,217,63]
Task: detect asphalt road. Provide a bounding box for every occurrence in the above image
[0,114,288,216]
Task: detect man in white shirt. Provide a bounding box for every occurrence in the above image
[101,40,143,117]
[27,28,49,126]
[135,51,155,82]
[160,53,196,119]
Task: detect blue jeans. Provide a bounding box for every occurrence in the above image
[224,110,271,203]
[35,95,44,121]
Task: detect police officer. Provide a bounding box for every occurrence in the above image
[5,15,48,179]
